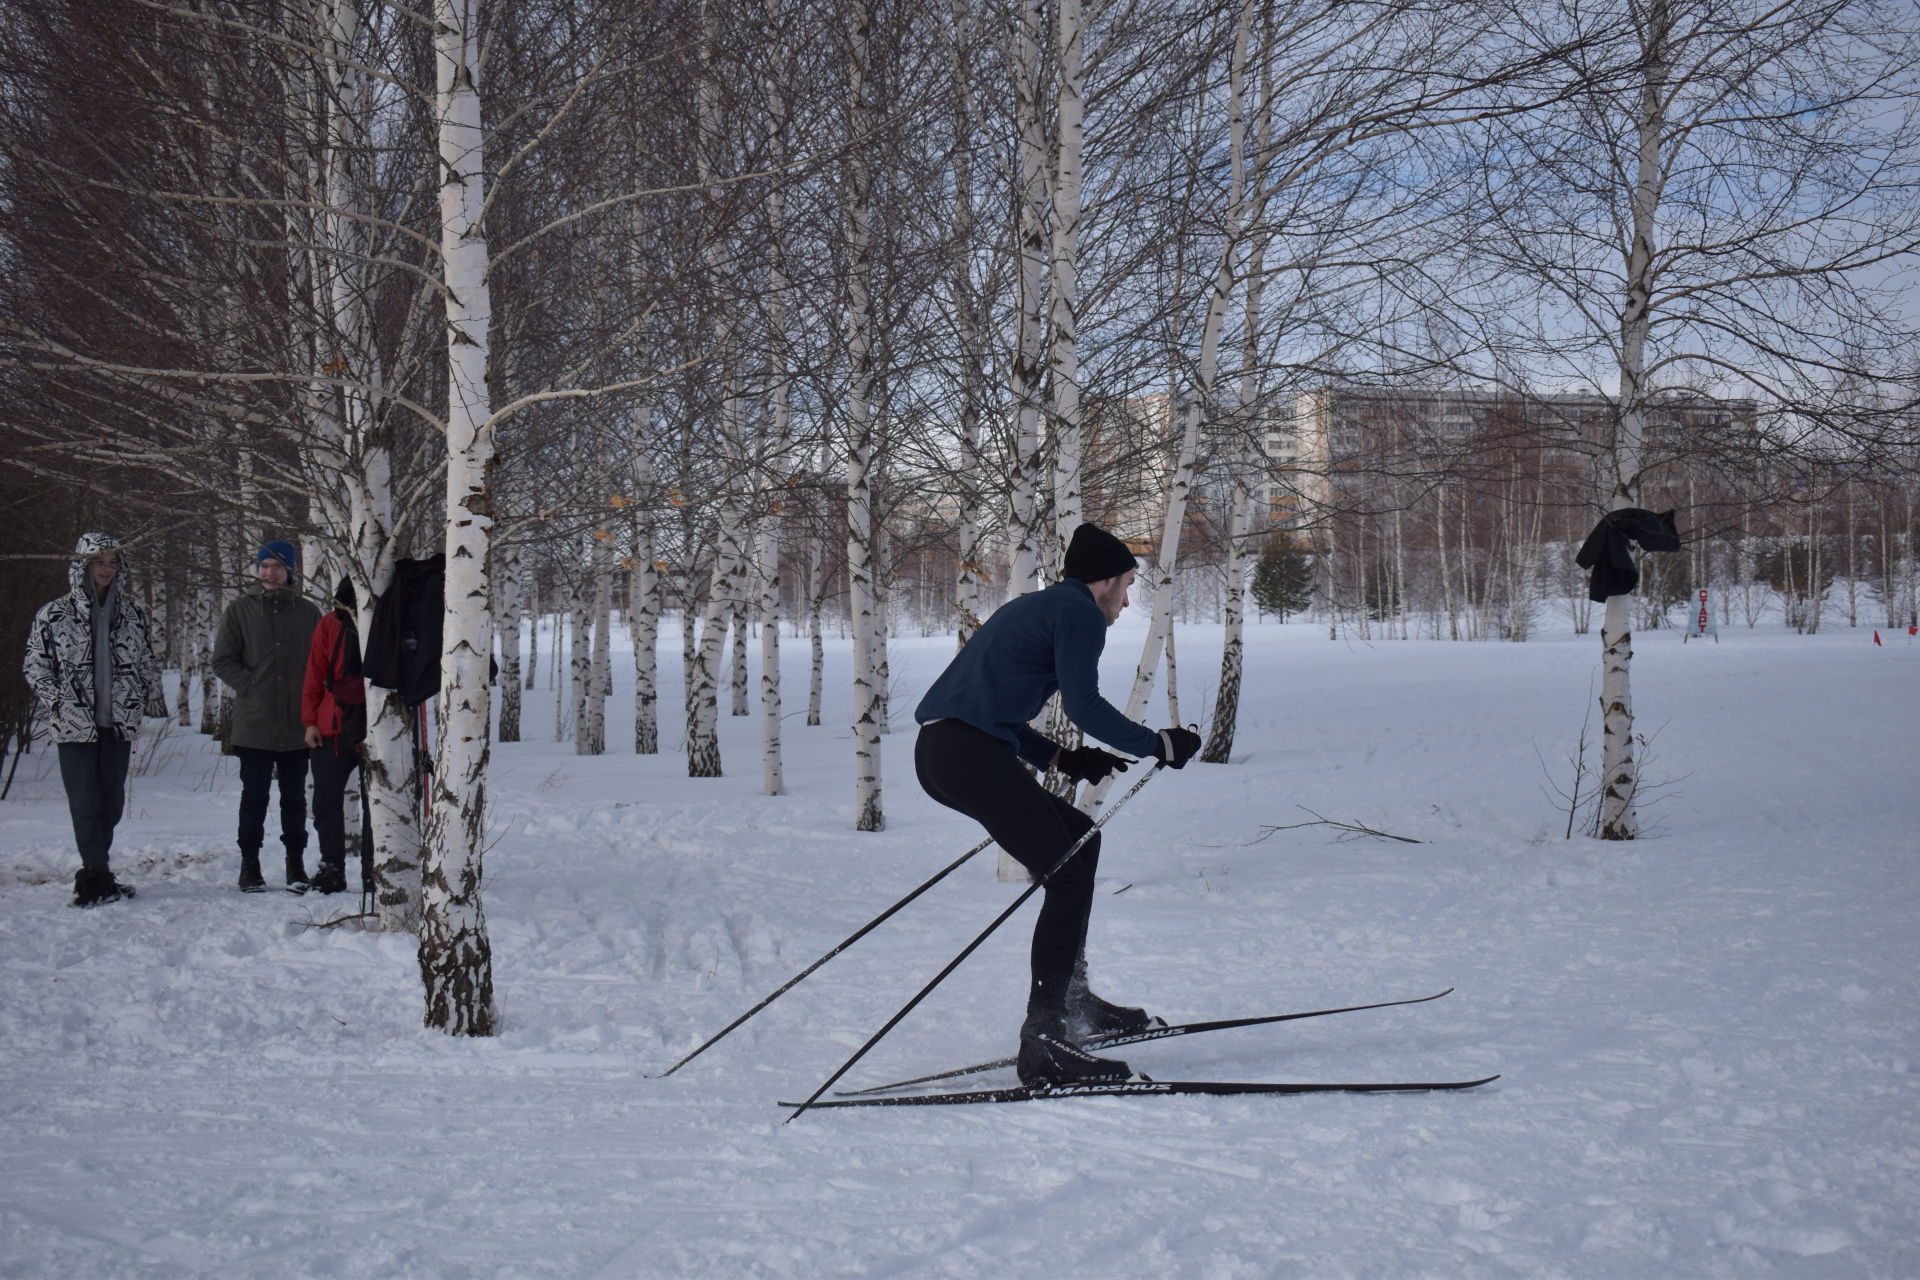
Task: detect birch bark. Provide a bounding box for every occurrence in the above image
[950,0,986,647]
[843,0,884,832]
[1006,0,1049,596]
[583,533,612,754]
[496,543,522,742]
[1202,0,1265,765]
[1596,5,1667,842]
[630,444,661,754]
[418,0,495,1034]
[1047,0,1086,557]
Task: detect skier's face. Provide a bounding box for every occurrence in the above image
[88,553,118,592]
[1090,568,1135,625]
[257,558,290,589]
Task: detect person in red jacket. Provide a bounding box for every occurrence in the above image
[301,578,369,896]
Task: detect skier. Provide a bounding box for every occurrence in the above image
[22,533,161,907]
[212,540,321,892]
[914,522,1201,1086]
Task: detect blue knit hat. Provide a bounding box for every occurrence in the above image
[255,540,298,577]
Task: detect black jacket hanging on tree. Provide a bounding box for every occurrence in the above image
[1574,508,1683,603]
[362,555,446,707]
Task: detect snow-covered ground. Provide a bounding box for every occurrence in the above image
[2,611,1916,1278]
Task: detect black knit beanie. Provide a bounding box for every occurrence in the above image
[1062,523,1138,583]
[334,577,358,613]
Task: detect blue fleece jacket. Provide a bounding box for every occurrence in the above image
[914,579,1159,769]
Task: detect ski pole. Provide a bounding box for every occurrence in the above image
[784,761,1165,1122]
[654,834,996,1078]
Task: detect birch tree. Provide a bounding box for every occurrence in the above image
[417,0,495,1035]
[1479,0,1920,838]
[842,0,885,832]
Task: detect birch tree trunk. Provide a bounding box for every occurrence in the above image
[843,0,884,832]
[584,532,612,753]
[630,445,660,755]
[1006,0,1049,596]
[760,36,791,793]
[1202,1,1264,766]
[1047,0,1086,556]
[524,581,539,690]
[682,0,747,779]
[569,585,589,750]
[730,602,750,716]
[418,0,495,1035]
[758,525,785,796]
[496,543,522,742]
[806,510,826,728]
[1596,8,1667,842]
[951,0,987,647]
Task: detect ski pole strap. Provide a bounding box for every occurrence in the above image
[785,762,1166,1122]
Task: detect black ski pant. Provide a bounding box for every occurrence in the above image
[235,746,309,854]
[57,730,130,874]
[914,719,1100,1014]
[309,739,370,878]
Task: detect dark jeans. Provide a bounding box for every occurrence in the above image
[309,739,370,876]
[914,719,1101,1012]
[57,730,131,874]
[235,746,309,853]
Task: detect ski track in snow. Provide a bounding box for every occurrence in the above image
[1,617,1916,1278]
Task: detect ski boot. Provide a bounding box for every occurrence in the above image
[1017,1007,1132,1088]
[1065,958,1162,1040]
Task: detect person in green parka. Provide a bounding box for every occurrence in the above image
[212,540,320,892]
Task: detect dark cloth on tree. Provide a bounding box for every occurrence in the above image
[1574,508,1684,602]
[362,555,445,707]
[235,746,309,854]
[1062,522,1139,584]
[57,731,130,875]
[915,719,1100,1012]
[914,578,1159,768]
[212,584,321,752]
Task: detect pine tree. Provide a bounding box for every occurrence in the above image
[1251,538,1313,621]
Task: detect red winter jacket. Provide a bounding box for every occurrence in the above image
[302,611,366,738]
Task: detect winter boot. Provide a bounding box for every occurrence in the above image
[237,848,266,893]
[1065,957,1161,1040]
[310,858,347,895]
[71,868,135,908]
[1016,1007,1132,1088]
[284,849,312,895]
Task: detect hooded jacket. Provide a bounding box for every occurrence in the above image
[22,533,161,744]
[212,578,321,752]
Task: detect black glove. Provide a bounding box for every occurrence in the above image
[1056,745,1130,785]
[1154,727,1202,769]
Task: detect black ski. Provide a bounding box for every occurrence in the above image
[836,988,1454,1097]
[788,1074,1499,1109]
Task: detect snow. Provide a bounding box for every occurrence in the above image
[2,613,1917,1278]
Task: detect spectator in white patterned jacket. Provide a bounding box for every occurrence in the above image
[22,532,160,907]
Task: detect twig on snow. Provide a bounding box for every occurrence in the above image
[1248,805,1424,845]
